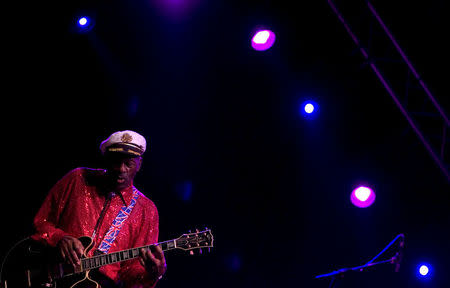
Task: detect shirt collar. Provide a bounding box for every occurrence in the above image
[114,185,135,206]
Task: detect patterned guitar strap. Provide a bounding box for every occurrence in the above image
[96,188,140,254]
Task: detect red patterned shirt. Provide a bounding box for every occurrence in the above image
[32,167,159,287]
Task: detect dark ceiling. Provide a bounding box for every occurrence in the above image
[2,0,449,287]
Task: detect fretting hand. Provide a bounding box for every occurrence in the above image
[139,245,167,282]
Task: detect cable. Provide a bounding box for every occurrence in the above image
[0,237,31,287]
[364,234,404,266]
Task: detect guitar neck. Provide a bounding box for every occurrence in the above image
[81,239,176,271]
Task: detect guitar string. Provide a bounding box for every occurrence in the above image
[82,239,177,269]
[81,236,212,270]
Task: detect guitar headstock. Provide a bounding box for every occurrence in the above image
[175,229,214,254]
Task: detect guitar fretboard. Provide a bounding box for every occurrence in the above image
[81,239,176,271]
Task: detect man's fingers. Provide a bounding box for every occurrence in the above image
[59,246,67,262]
[63,243,78,266]
[58,238,83,266]
[60,242,71,262]
[73,242,84,259]
[146,249,158,264]
[139,256,145,267]
[140,248,148,261]
[139,246,167,281]
[70,248,81,265]
[151,245,165,261]
[140,247,160,262]
[152,246,166,270]
[73,241,85,256]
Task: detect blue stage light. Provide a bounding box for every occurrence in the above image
[417,263,432,280]
[225,253,242,272]
[419,265,429,276]
[75,15,94,33]
[176,181,193,202]
[304,103,315,114]
[300,100,319,119]
[78,17,88,26]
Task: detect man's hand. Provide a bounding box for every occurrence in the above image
[57,235,85,267]
[139,246,167,282]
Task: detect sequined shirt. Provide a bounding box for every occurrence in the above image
[32,167,159,287]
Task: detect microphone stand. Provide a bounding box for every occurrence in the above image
[315,256,397,288]
[315,234,404,288]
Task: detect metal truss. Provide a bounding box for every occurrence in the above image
[327,0,450,181]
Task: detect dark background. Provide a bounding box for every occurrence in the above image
[2,0,449,287]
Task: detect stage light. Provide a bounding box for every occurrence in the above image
[417,263,433,280]
[251,29,276,51]
[419,265,429,276]
[151,0,201,20]
[304,103,315,114]
[350,186,375,208]
[176,181,193,202]
[300,100,319,119]
[78,17,88,26]
[225,253,242,272]
[75,15,94,33]
[253,30,270,44]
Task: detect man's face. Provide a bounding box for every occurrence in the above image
[104,153,142,191]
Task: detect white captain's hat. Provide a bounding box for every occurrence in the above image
[100,130,147,157]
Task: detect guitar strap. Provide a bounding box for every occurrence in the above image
[97,188,140,254]
[91,193,113,240]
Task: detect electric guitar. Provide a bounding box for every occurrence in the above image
[1,229,213,288]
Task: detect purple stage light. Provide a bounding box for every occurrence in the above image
[151,0,201,21]
[350,186,375,208]
[251,30,276,51]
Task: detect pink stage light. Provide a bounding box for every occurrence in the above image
[350,186,376,208]
[251,30,276,51]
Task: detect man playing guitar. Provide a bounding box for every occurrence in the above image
[30,130,166,287]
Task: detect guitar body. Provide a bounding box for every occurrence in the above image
[2,237,117,288]
[3,229,213,288]
[56,269,117,288]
